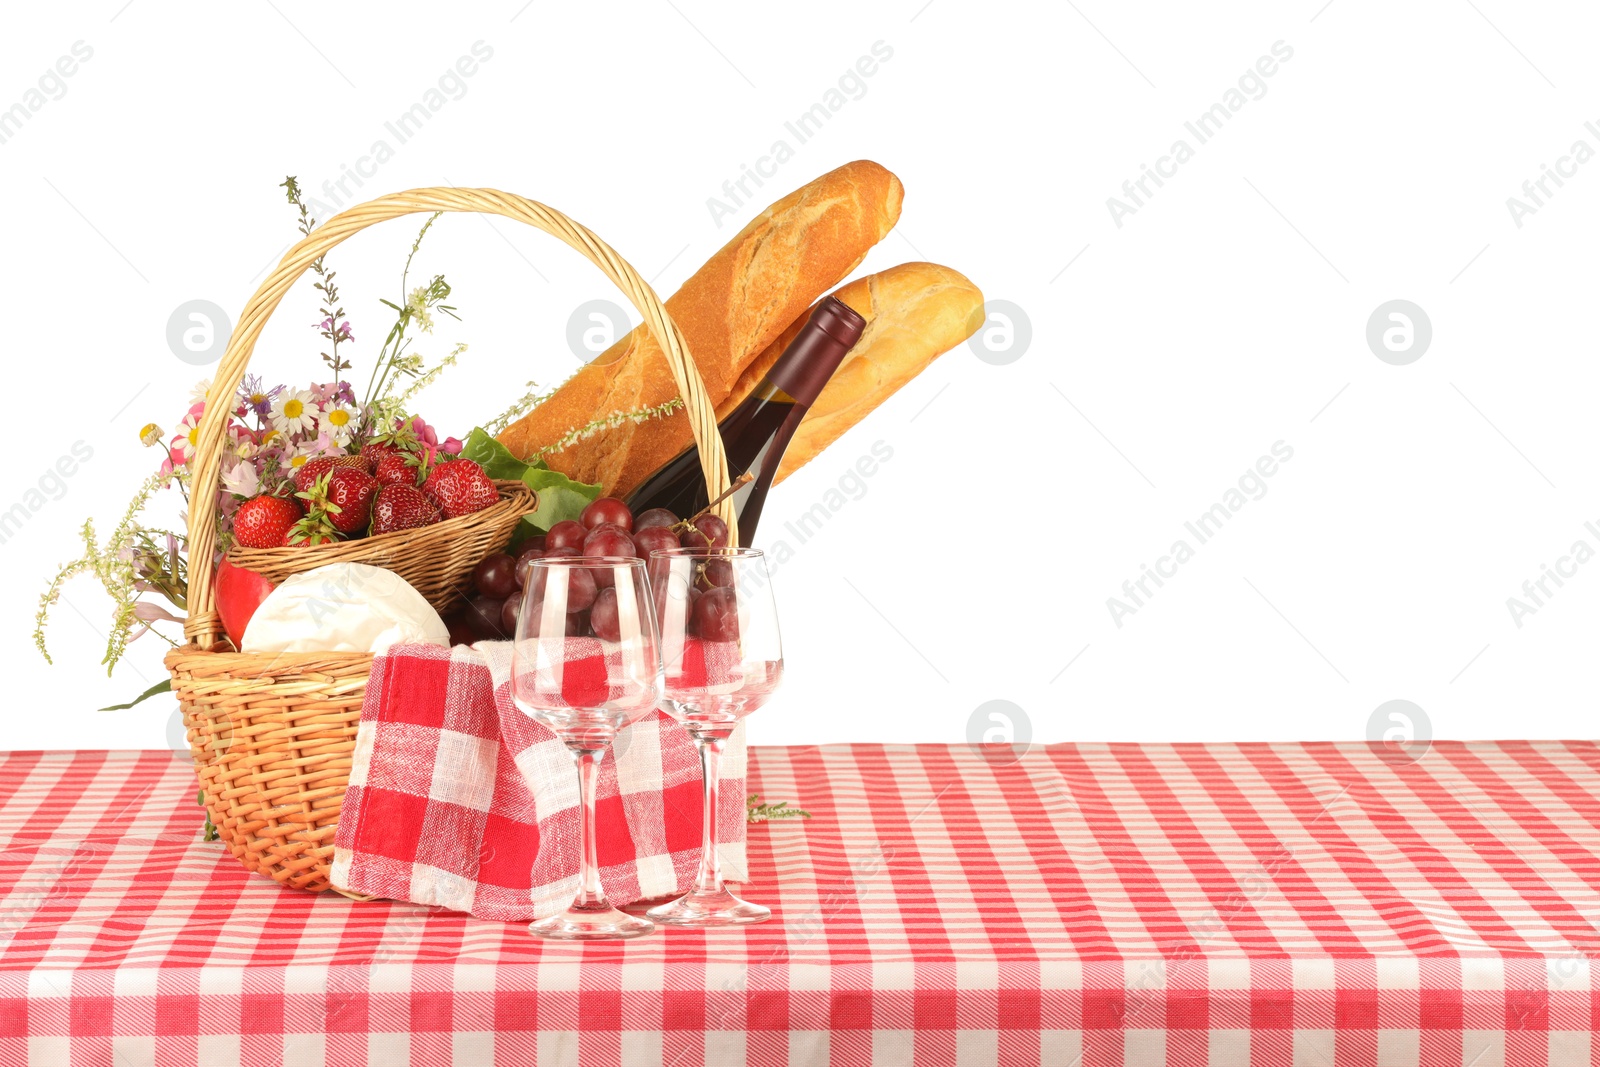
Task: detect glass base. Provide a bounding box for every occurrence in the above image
[646,887,771,926]
[528,900,655,940]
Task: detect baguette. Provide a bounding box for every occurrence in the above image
[496,160,904,494]
[715,263,984,484]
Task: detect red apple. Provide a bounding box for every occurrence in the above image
[215,558,275,648]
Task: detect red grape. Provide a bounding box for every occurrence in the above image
[583,523,636,559]
[500,595,523,634]
[633,525,679,563]
[465,595,506,639]
[701,558,735,589]
[514,546,544,588]
[589,586,621,641]
[542,546,580,559]
[692,586,739,641]
[581,496,633,532]
[566,609,589,636]
[680,526,709,550]
[473,552,519,599]
[526,534,547,552]
[694,514,730,548]
[563,566,598,612]
[546,520,588,552]
[583,525,635,589]
[634,508,679,531]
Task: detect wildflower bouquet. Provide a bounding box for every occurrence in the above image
[34,177,679,690]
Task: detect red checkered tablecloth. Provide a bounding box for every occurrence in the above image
[2,742,1599,1066]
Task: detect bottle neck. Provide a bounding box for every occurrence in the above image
[764,316,857,408]
[749,379,798,406]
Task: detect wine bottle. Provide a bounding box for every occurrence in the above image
[626,296,867,544]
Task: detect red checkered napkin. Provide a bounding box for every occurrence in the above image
[330,639,745,921]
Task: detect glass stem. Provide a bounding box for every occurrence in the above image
[693,731,728,895]
[572,748,606,908]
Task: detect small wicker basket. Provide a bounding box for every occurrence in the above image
[228,480,534,616]
[166,187,735,893]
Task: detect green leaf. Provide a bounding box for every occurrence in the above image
[461,427,532,481]
[519,467,602,533]
[99,679,171,712]
[460,426,598,535]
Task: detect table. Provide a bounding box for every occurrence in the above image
[2,742,1598,1066]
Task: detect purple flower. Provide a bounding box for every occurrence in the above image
[237,375,283,419]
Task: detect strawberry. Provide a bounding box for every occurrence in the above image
[423,459,498,519]
[290,468,377,540]
[233,495,303,548]
[321,467,379,535]
[293,454,371,493]
[360,441,402,463]
[370,484,441,535]
[372,450,419,487]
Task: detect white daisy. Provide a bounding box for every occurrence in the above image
[171,413,202,464]
[319,401,358,446]
[270,389,317,436]
[189,379,213,405]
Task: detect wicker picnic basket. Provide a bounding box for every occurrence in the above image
[165,187,735,893]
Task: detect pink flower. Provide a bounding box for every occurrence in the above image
[220,455,261,498]
[318,318,354,343]
[310,381,358,409]
[306,430,342,457]
[441,437,463,455]
[133,601,186,625]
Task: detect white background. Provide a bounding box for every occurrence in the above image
[1,1,1594,753]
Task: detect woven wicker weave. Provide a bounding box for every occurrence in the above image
[165,188,732,893]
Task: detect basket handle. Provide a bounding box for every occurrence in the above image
[184,187,734,649]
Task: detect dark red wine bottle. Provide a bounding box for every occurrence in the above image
[626,296,867,544]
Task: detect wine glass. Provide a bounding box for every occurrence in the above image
[512,556,661,940]
[647,547,784,926]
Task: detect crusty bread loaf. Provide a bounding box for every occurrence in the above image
[715,263,984,484]
[732,265,979,483]
[496,160,903,493]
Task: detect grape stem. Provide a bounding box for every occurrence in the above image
[672,473,753,534]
